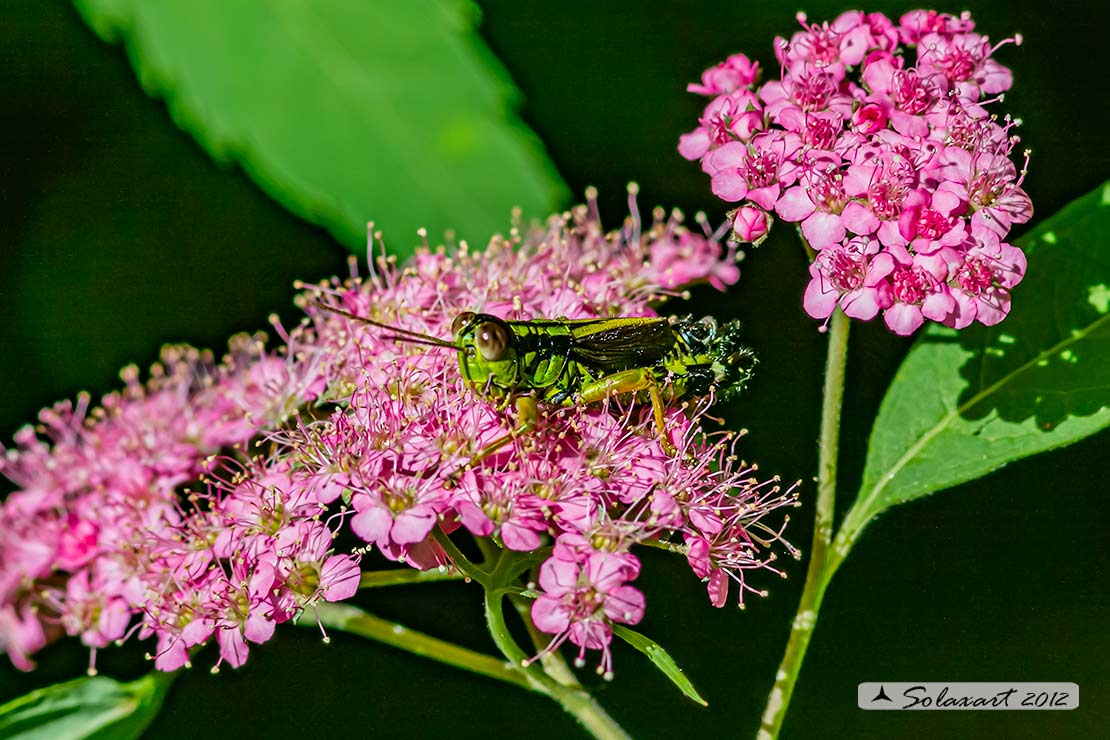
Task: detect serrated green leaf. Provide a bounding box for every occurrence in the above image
[70,0,569,254]
[851,182,1110,524]
[611,624,707,706]
[0,673,174,740]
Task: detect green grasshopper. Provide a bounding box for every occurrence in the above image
[317,304,755,459]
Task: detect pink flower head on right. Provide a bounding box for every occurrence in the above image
[680,9,1032,335]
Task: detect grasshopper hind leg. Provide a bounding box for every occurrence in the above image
[577,368,676,455]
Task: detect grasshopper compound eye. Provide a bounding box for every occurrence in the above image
[475,322,509,362]
[451,312,477,337]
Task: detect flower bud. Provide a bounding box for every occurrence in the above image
[852,102,888,134]
[731,205,771,245]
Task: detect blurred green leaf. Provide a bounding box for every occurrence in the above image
[850,182,1110,524]
[611,625,707,706]
[71,0,569,254]
[0,673,174,740]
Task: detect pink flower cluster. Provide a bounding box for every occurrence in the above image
[1,194,797,675]
[680,9,1033,335]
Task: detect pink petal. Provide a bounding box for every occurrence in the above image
[922,290,956,321]
[604,585,646,625]
[321,554,361,602]
[350,504,392,544]
[842,287,883,320]
[711,171,750,202]
[705,141,747,173]
[776,186,817,221]
[218,628,250,669]
[976,292,1011,326]
[803,276,840,319]
[501,522,542,552]
[706,570,729,608]
[678,129,710,161]
[97,600,131,644]
[842,201,879,234]
[538,557,580,594]
[391,507,438,545]
[748,183,782,210]
[244,610,276,643]
[531,595,571,634]
[685,537,712,579]
[884,303,925,335]
[154,635,190,671]
[802,212,848,250]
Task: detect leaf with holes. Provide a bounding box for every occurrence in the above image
[71,0,569,254]
[848,182,1110,526]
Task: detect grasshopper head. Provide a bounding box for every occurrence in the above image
[450,312,520,397]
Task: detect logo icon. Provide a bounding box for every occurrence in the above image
[871,685,892,703]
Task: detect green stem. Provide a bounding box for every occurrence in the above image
[432,526,490,586]
[637,538,688,556]
[311,602,531,690]
[474,532,501,567]
[359,567,464,589]
[757,309,850,740]
[484,552,631,740]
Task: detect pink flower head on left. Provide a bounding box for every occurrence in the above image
[1,192,798,675]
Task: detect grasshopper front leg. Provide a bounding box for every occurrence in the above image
[463,395,539,470]
[577,368,675,455]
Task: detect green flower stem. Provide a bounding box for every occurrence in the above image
[474,533,501,566]
[757,308,850,740]
[638,538,689,556]
[358,567,464,589]
[311,602,532,690]
[484,551,631,740]
[432,526,490,586]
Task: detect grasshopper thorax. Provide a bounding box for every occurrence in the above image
[450,312,521,398]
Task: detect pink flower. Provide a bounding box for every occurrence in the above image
[687,53,760,96]
[942,231,1027,328]
[898,188,967,253]
[531,545,645,676]
[852,102,889,134]
[59,569,130,649]
[938,147,1033,237]
[898,10,975,45]
[212,556,277,669]
[683,472,799,608]
[916,31,1020,100]
[776,154,850,249]
[452,473,550,552]
[705,133,801,207]
[803,237,894,321]
[350,478,445,563]
[678,90,765,162]
[647,228,740,289]
[778,11,873,79]
[882,245,955,335]
[0,605,46,671]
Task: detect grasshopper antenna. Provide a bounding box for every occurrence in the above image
[311,301,459,349]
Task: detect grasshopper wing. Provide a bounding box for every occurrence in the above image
[565,317,677,374]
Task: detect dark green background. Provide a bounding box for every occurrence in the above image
[1,1,1107,738]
